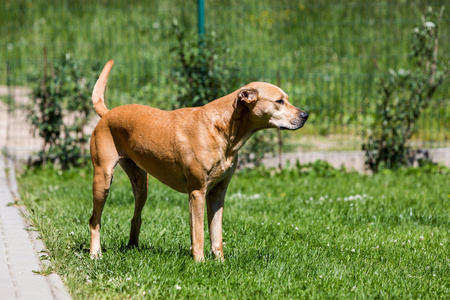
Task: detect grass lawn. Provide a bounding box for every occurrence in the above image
[17,163,449,299]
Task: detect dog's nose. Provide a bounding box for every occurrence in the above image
[300,111,308,120]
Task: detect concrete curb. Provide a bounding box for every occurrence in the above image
[1,156,72,300]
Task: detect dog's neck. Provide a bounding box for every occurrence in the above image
[203,93,258,156]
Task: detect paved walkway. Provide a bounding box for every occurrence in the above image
[0,156,71,300]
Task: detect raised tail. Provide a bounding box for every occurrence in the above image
[92,60,114,117]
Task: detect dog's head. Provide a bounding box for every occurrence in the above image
[234,82,308,130]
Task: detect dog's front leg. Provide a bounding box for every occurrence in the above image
[207,162,236,260]
[207,186,226,260]
[189,190,206,262]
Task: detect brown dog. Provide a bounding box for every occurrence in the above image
[89,60,308,261]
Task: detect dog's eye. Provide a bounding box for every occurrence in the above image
[276,99,284,105]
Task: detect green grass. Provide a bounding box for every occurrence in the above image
[18,163,450,299]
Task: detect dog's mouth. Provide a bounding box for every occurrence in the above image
[278,123,305,130]
[278,119,307,130]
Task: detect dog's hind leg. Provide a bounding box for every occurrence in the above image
[90,161,116,259]
[119,158,148,248]
[89,131,119,259]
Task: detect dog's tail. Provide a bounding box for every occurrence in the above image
[92,60,114,117]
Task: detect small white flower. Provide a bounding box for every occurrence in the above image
[408,240,411,243]
[126,277,132,281]
[327,227,330,230]
[393,240,397,243]
[424,21,436,28]
[440,243,443,246]
[420,236,424,240]
[277,223,280,225]
[175,285,182,290]
[295,227,299,230]
[351,249,356,252]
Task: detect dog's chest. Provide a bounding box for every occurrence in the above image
[207,155,236,183]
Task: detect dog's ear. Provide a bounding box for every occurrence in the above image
[233,88,258,108]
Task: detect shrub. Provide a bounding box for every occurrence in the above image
[169,20,276,167]
[169,19,240,108]
[26,52,99,169]
[363,7,448,172]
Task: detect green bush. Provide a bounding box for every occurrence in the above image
[26,53,99,169]
[363,6,448,172]
[169,21,276,167]
[169,19,240,108]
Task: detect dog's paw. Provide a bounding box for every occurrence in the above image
[193,255,205,263]
[90,252,102,260]
[211,250,224,262]
[215,256,225,262]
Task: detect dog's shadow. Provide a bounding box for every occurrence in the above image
[77,241,192,259]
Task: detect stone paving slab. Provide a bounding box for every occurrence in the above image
[0,157,71,300]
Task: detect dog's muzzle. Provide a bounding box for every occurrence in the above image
[280,110,308,130]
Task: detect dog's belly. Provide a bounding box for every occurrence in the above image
[147,170,188,194]
[127,151,188,193]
